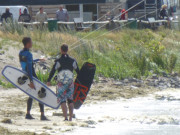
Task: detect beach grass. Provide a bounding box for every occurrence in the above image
[0,22,180,82]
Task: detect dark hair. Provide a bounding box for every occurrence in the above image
[23,9,27,14]
[40,7,43,10]
[22,37,31,46]
[61,44,68,52]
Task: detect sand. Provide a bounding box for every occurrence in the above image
[0,80,160,135]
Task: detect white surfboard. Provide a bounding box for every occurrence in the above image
[2,66,60,109]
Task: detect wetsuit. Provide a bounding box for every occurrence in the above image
[19,48,44,112]
[47,54,79,104]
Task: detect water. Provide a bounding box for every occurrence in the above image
[66,89,180,135]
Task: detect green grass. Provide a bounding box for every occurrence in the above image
[0,80,15,89]
[36,70,57,85]
[0,22,180,82]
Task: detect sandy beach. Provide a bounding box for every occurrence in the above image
[0,87,180,135]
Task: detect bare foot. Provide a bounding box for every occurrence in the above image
[69,117,72,121]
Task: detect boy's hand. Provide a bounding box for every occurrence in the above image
[39,58,45,62]
[47,82,51,86]
[29,82,36,89]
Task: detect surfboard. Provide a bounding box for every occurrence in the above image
[73,62,96,109]
[2,66,61,109]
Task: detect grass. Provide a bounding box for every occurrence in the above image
[36,70,57,85]
[0,80,15,89]
[0,22,180,82]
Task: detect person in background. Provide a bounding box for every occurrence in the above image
[56,5,69,30]
[159,5,169,19]
[1,8,13,22]
[18,9,31,22]
[105,11,113,21]
[105,11,116,30]
[35,7,47,23]
[19,37,48,121]
[47,44,79,121]
[119,8,128,20]
[159,5,170,28]
[56,5,69,22]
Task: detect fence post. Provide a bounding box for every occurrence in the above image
[79,4,83,19]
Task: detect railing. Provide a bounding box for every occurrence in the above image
[0,19,177,30]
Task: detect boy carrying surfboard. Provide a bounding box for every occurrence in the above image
[19,37,48,120]
[47,44,79,121]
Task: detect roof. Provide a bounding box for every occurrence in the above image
[0,0,106,5]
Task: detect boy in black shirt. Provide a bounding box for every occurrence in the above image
[47,44,79,121]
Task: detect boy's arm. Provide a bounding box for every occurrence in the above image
[33,59,40,63]
[47,62,58,82]
[26,54,33,82]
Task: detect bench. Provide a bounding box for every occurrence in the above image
[73,18,91,31]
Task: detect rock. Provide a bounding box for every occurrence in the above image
[43,126,52,130]
[135,83,142,87]
[130,86,138,89]
[158,85,167,90]
[161,71,168,77]
[171,72,178,77]
[147,82,155,86]
[1,118,12,124]
[152,74,158,79]
[155,95,166,100]
[124,79,129,83]
[53,123,58,126]
[85,120,96,125]
[159,82,165,86]
[99,79,108,83]
[98,120,104,123]
[154,80,159,87]
[167,83,171,87]
[128,78,138,82]
[167,96,176,101]
[113,82,123,86]
[170,79,176,84]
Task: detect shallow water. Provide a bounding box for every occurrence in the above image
[66,89,180,135]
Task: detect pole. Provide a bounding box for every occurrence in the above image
[97,3,99,20]
[79,4,83,19]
